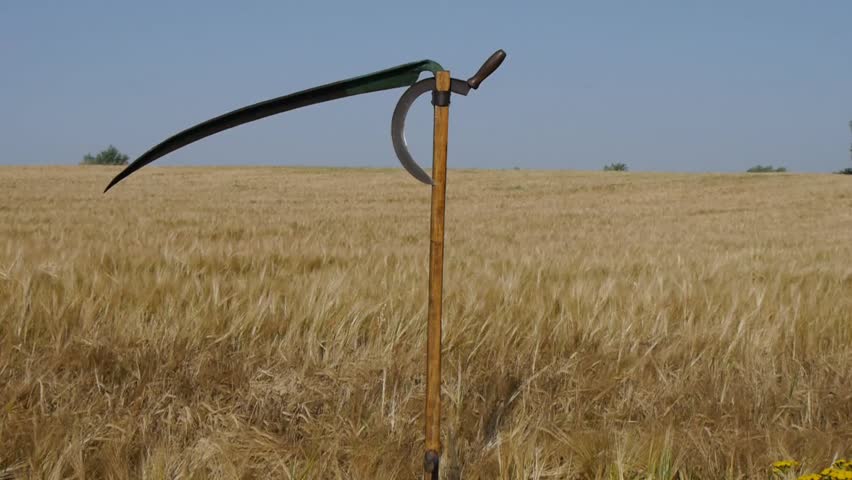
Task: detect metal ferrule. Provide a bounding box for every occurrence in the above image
[431,90,451,107]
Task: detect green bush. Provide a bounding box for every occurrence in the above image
[81,145,129,166]
[835,168,852,175]
[603,163,628,172]
[746,165,787,173]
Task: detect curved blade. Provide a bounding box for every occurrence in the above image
[391,78,471,185]
[105,59,444,192]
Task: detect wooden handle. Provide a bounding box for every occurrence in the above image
[466,49,507,89]
[424,70,450,480]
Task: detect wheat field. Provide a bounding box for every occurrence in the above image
[0,166,850,479]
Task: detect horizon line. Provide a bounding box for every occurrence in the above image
[0,164,846,175]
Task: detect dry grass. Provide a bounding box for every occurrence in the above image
[1,166,850,479]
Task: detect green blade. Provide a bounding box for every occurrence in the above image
[104,59,444,192]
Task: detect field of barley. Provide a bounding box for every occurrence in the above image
[0,166,850,479]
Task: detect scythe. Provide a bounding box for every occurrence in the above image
[105,49,507,479]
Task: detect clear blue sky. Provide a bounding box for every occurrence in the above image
[1,1,850,172]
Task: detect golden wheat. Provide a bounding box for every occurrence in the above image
[1,166,850,479]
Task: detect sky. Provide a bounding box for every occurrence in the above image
[1,1,850,173]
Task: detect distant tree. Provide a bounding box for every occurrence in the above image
[80,145,129,166]
[747,165,787,173]
[843,121,852,174]
[603,162,628,172]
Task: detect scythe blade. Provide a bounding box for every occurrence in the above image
[104,59,444,192]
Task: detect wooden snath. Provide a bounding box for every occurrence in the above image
[424,70,451,479]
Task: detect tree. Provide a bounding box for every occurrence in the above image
[843,121,852,174]
[81,145,129,165]
[603,163,628,172]
[746,165,787,173]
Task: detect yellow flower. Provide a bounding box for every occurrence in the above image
[796,475,821,480]
[773,460,802,473]
[835,459,852,471]
[820,467,852,479]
